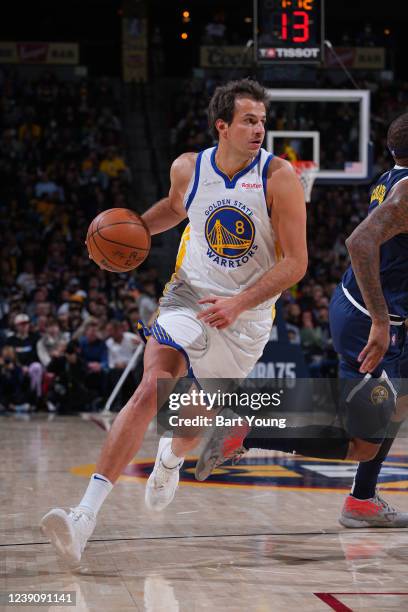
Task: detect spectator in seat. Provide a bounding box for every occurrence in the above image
[126,306,141,333]
[286,324,301,345]
[57,312,71,336]
[99,147,129,180]
[106,319,142,409]
[0,345,31,411]
[79,320,108,369]
[128,282,158,326]
[47,339,94,413]
[35,315,49,337]
[79,320,108,406]
[16,261,37,296]
[106,319,140,367]
[34,171,64,201]
[37,319,69,368]
[6,313,43,406]
[285,303,302,329]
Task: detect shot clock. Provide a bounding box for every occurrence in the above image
[254,0,325,64]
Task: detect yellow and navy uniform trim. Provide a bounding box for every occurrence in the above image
[161,224,191,298]
[262,153,274,213]
[186,151,204,211]
[136,319,192,375]
[210,145,262,189]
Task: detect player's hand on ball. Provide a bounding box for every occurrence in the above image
[85,242,108,271]
[197,295,243,329]
[358,320,390,373]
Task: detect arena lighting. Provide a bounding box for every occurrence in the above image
[181,32,188,40]
[182,10,190,18]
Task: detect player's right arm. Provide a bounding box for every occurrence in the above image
[346,180,408,372]
[141,153,196,235]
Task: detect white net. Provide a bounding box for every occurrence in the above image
[291,161,318,203]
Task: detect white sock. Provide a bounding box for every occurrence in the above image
[76,473,113,516]
[161,445,183,469]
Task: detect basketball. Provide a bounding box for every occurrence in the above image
[86,208,151,272]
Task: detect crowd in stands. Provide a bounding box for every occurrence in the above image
[0,69,160,413]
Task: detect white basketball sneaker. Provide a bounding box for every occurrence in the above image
[145,436,184,511]
[40,507,96,566]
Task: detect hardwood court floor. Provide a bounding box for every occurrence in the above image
[1,414,408,611]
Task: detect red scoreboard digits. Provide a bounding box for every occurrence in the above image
[255,0,324,63]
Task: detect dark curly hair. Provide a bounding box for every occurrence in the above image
[387,112,408,159]
[208,79,269,140]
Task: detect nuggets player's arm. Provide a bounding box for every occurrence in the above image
[198,159,307,329]
[236,159,307,308]
[346,180,408,372]
[141,153,196,235]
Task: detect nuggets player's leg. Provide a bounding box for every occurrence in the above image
[340,366,408,529]
[195,289,395,479]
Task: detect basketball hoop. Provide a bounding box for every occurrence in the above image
[291,161,318,203]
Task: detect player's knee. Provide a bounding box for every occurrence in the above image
[353,449,378,462]
[155,368,175,380]
[143,368,175,387]
[129,369,174,411]
[347,438,380,462]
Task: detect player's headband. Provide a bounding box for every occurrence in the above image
[389,146,408,158]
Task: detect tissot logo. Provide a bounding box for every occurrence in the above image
[241,182,262,189]
[259,47,320,60]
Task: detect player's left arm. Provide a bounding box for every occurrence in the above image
[198,163,307,329]
[346,180,408,372]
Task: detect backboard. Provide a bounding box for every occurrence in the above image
[266,89,371,182]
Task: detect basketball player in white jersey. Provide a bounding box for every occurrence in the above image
[40,79,307,565]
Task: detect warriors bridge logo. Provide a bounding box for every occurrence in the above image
[205,206,256,268]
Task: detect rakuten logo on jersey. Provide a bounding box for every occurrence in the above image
[259,47,320,60]
[241,182,262,190]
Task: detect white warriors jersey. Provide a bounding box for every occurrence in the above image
[169,146,280,312]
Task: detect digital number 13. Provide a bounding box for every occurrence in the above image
[281,11,310,43]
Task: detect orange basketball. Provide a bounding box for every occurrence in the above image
[86,208,151,272]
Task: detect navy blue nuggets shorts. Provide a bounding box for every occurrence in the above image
[329,284,406,441]
[398,336,408,397]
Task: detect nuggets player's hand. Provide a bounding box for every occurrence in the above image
[358,321,390,373]
[197,295,243,330]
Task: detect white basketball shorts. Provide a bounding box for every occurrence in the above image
[153,280,273,382]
